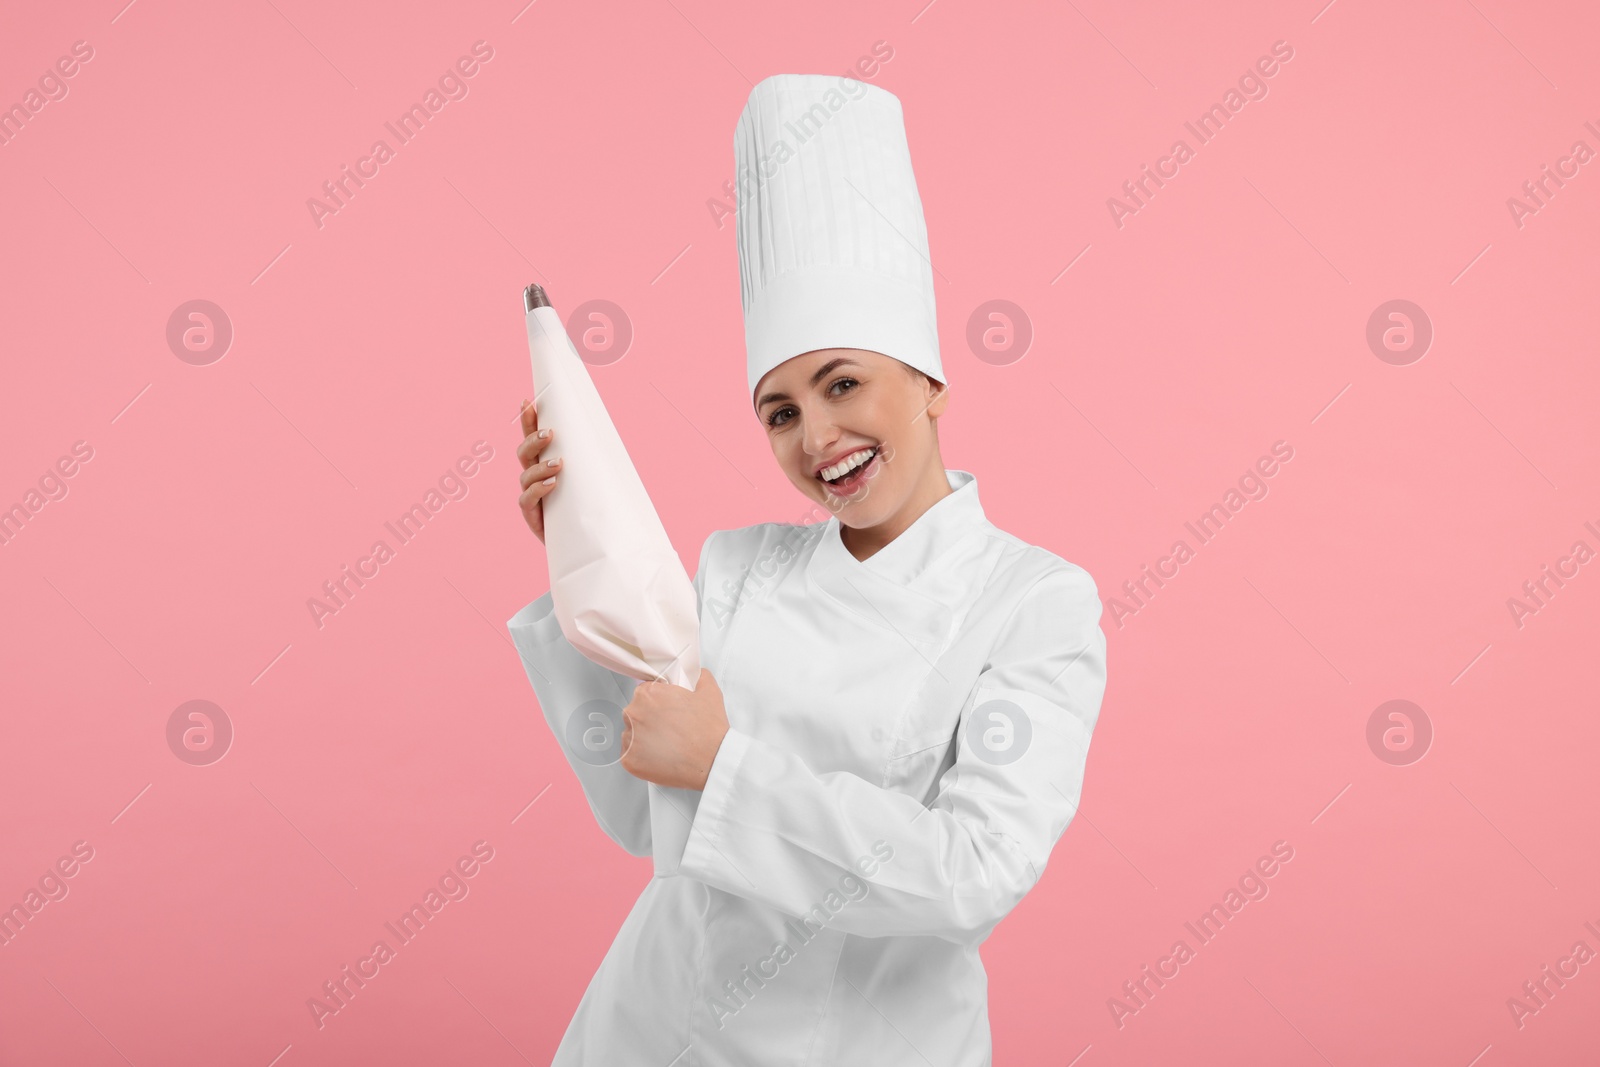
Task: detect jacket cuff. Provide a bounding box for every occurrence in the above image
[680,726,754,873]
[507,591,563,652]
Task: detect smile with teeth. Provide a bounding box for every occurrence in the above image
[819,447,878,485]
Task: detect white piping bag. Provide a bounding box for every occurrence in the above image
[522,283,703,876]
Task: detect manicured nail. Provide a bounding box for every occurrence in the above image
[538,429,550,439]
[546,459,560,468]
[542,477,555,485]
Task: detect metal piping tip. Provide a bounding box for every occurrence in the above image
[524,284,551,312]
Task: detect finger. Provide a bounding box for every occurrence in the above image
[519,455,562,489]
[518,479,556,524]
[518,474,556,505]
[518,490,545,541]
[516,399,542,466]
[516,424,554,469]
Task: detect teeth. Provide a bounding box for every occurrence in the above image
[821,447,875,482]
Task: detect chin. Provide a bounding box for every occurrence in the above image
[817,481,898,528]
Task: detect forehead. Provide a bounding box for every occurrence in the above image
[791,347,881,370]
[764,349,892,386]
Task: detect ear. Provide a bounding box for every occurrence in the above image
[924,377,951,420]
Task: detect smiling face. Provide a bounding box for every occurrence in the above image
[754,348,952,551]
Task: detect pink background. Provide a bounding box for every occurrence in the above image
[2,0,1597,1063]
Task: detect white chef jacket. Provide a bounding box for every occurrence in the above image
[507,469,1107,1066]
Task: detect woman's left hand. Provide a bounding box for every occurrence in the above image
[620,668,730,791]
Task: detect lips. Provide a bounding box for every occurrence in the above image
[814,445,875,480]
[817,446,880,495]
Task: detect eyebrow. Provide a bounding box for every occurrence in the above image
[755,357,860,410]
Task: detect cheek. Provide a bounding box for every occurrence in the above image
[770,436,814,488]
[768,434,793,467]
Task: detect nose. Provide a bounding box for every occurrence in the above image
[800,406,841,466]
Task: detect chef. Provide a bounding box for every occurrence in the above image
[507,72,1107,1066]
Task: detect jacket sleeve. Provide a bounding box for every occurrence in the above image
[506,536,714,858]
[677,563,1107,946]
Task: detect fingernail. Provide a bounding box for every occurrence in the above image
[546,459,559,468]
[538,429,550,439]
[542,477,555,485]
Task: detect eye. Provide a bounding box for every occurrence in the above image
[766,378,858,428]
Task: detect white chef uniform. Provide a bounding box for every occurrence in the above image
[505,73,1108,1066]
[508,478,1106,1065]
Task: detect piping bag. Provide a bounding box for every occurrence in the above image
[522,283,703,877]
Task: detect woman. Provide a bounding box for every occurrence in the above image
[507,74,1107,1066]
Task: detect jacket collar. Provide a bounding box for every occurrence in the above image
[804,470,990,650]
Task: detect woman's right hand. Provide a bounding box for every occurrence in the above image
[516,398,563,543]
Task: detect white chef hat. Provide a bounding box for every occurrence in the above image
[735,73,944,404]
